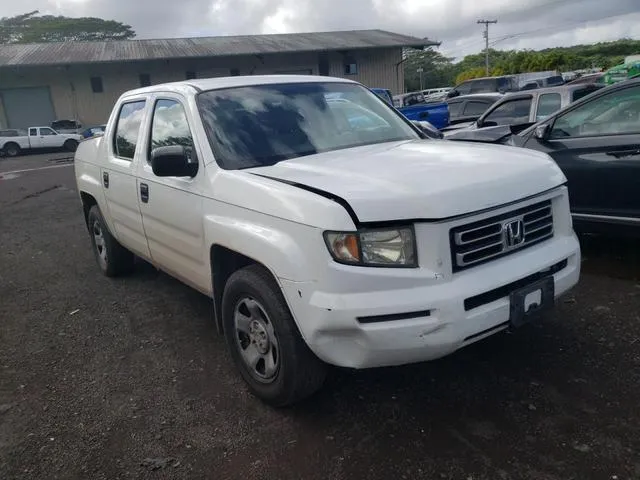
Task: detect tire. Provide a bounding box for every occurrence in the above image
[64,139,79,152]
[87,205,134,277]
[222,264,326,406]
[3,142,20,157]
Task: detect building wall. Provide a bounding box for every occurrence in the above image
[0,47,403,128]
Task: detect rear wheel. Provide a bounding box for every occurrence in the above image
[64,139,79,152]
[3,142,20,157]
[222,264,326,406]
[87,205,134,277]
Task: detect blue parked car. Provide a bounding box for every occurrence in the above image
[370,88,449,129]
[80,125,106,139]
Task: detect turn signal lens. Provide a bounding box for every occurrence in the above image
[324,232,360,263]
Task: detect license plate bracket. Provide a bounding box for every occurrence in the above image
[509,277,555,328]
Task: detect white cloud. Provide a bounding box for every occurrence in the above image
[3,0,639,59]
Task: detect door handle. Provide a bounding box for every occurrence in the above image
[606,149,640,158]
[140,183,149,203]
[102,171,109,188]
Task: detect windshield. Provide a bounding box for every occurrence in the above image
[197,82,419,169]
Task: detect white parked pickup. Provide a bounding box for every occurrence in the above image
[0,126,82,157]
[74,75,581,406]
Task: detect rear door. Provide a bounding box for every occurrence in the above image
[524,83,640,221]
[101,98,151,259]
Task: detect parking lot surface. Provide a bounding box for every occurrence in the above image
[1,153,640,480]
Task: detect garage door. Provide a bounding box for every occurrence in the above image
[0,87,56,129]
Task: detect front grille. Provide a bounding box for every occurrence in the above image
[450,199,554,272]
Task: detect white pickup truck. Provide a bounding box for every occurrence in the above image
[74,75,581,406]
[0,126,82,157]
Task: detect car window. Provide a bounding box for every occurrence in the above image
[197,82,419,170]
[550,85,640,139]
[29,128,37,136]
[447,101,463,117]
[572,87,601,102]
[40,128,57,136]
[463,101,490,116]
[536,93,562,121]
[454,82,472,96]
[149,99,194,161]
[468,79,496,93]
[113,100,146,160]
[483,97,532,126]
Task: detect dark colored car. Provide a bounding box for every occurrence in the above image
[447,78,640,234]
[447,75,519,98]
[443,93,503,131]
[520,75,566,91]
[445,84,604,139]
[566,73,605,86]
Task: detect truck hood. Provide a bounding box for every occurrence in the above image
[247,140,565,223]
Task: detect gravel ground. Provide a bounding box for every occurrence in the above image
[1,153,640,480]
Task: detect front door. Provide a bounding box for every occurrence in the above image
[101,98,151,260]
[137,96,208,293]
[525,83,640,221]
[37,127,63,148]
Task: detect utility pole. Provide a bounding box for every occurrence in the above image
[477,19,497,76]
[417,67,424,91]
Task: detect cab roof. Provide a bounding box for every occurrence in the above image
[121,75,360,98]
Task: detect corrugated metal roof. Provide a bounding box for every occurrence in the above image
[0,29,436,67]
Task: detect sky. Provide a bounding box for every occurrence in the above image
[5,0,640,60]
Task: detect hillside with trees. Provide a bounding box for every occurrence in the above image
[404,38,640,91]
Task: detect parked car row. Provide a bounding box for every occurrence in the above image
[446,77,640,235]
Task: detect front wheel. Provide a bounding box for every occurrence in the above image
[87,205,134,277]
[222,265,326,406]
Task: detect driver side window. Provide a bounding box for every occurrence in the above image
[483,97,532,126]
[550,85,640,139]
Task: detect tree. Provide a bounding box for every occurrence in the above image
[0,10,135,43]
[403,47,459,91]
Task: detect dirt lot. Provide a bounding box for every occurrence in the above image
[1,153,640,480]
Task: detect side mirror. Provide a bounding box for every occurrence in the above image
[412,120,444,139]
[534,124,551,141]
[151,145,198,177]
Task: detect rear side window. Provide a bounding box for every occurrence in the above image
[536,93,562,121]
[113,100,146,160]
[447,101,463,117]
[29,128,37,136]
[463,101,490,116]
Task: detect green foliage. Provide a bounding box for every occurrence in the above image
[0,10,135,43]
[404,39,640,90]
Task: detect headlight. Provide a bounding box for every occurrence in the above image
[323,227,417,267]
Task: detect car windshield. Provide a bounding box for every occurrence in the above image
[197,82,419,169]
